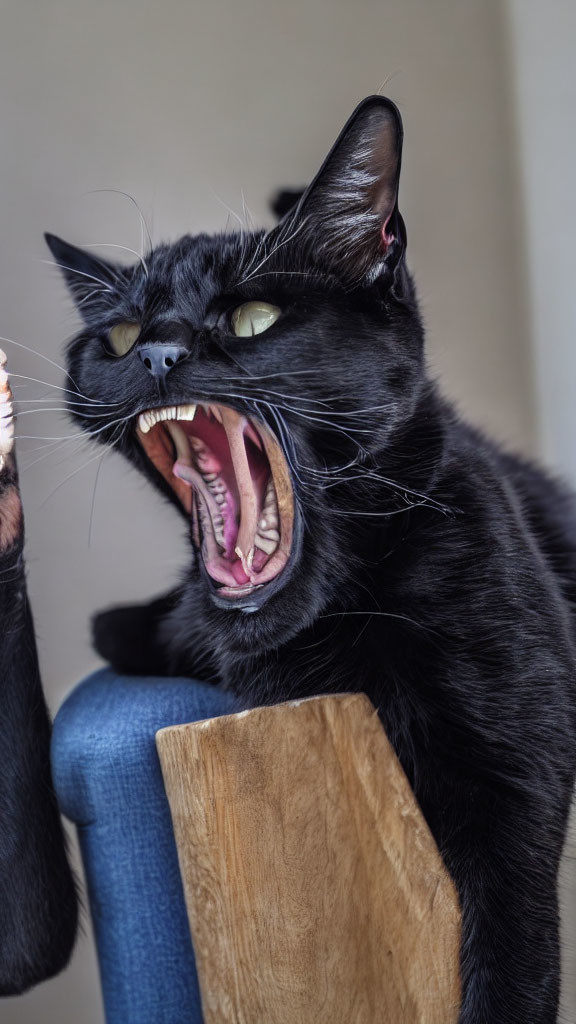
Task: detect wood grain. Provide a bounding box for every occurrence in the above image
[156,694,461,1024]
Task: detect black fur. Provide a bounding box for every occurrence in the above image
[0,450,77,993]
[46,96,576,1022]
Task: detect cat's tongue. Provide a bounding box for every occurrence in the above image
[219,407,259,573]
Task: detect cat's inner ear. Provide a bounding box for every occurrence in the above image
[44,233,120,313]
[279,96,405,285]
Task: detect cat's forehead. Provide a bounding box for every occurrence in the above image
[145,231,262,298]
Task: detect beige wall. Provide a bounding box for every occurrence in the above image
[0,1,545,1021]
[504,2,576,1016]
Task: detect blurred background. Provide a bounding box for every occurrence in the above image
[0,0,574,1020]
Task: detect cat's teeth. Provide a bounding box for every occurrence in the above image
[138,403,197,434]
[254,534,278,555]
[245,420,263,451]
[235,544,255,575]
[176,404,198,422]
[257,527,280,543]
[137,412,154,434]
[165,421,191,464]
[208,405,223,425]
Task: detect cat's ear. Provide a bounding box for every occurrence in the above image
[279,96,406,287]
[270,189,306,221]
[44,233,120,313]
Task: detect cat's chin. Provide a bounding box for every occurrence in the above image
[135,401,297,610]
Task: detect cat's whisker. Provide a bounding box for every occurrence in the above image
[200,387,373,443]
[241,189,256,233]
[205,369,328,384]
[75,288,108,311]
[37,447,110,510]
[239,386,337,410]
[14,397,129,408]
[7,372,127,406]
[237,219,307,285]
[15,409,134,444]
[38,259,114,292]
[86,188,153,256]
[239,384,394,419]
[210,189,249,235]
[88,447,107,547]
[83,243,149,280]
[235,270,319,282]
[0,335,84,392]
[319,610,443,640]
[21,435,93,472]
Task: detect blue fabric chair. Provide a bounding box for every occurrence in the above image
[51,669,244,1024]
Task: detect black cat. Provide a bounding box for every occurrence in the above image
[38,96,576,1021]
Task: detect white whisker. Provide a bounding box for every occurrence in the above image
[38,258,113,291]
[0,335,82,391]
[7,372,125,405]
[84,243,149,279]
[87,189,153,254]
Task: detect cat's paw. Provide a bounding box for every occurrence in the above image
[92,603,162,675]
[0,349,22,553]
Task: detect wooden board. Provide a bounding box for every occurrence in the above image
[156,693,461,1024]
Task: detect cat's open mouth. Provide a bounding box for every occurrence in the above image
[136,403,294,602]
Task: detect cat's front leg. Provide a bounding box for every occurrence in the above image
[0,351,77,992]
[436,782,562,1024]
[92,590,183,676]
[92,587,218,681]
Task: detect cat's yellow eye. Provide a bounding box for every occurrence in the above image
[108,322,141,356]
[231,302,281,338]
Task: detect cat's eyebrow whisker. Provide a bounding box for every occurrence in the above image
[83,243,149,280]
[75,288,108,311]
[241,188,256,233]
[37,259,114,292]
[210,189,249,235]
[238,219,307,285]
[86,188,153,255]
[236,270,318,282]
[66,247,127,291]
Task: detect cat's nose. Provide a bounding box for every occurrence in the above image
[138,343,189,381]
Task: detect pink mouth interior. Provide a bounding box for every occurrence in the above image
[137,405,294,597]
